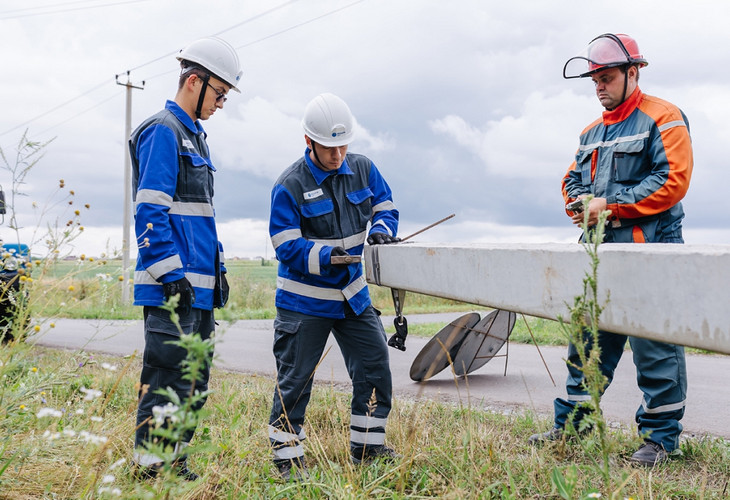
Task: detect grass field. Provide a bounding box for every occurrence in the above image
[2,258,729,498]
[1,344,727,499]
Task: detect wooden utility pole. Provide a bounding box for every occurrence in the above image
[115,72,144,303]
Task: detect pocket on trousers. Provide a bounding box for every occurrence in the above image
[146,307,197,338]
[272,318,302,369]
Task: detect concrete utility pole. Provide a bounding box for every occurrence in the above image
[115,73,144,303]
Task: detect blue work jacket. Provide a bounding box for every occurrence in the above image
[129,100,226,310]
[270,150,398,318]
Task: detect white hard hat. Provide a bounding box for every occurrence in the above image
[302,93,355,147]
[177,37,242,92]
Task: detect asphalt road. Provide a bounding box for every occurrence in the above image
[31,313,730,440]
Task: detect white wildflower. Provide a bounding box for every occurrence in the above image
[78,430,108,445]
[80,386,103,401]
[98,486,122,496]
[43,430,61,441]
[101,362,117,371]
[109,458,126,470]
[36,407,63,418]
[151,402,179,425]
[76,409,84,415]
[91,416,103,422]
[101,474,115,484]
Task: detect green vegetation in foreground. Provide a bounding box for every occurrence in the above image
[0,344,728,499]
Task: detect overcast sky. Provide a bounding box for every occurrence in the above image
[1,0,728,259]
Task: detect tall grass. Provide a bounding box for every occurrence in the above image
[1,343,727,499]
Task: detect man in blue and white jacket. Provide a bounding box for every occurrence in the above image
[129,37,241,481]
[268,93,400,480]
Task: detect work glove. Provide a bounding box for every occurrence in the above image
[367,232,401,245]
[162,277,195,316]
[220,272,229,306]
[214,272,229,308]
[330,246,351,266]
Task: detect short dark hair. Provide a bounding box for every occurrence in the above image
[178,61,208,90]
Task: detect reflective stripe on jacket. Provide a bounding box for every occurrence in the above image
[270,150,398,318]
[561,88,693,243]
[129,100,225,310]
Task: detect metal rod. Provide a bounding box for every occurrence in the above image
[400,213,455,242]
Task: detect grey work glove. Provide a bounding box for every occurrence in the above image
[367,233,401,245]
[163,277,195,316]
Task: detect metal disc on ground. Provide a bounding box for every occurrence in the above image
[409,312,481,382]
[452,309,516,377]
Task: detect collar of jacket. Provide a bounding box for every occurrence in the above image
[304,147,354,185]
[165,99,206,136]
[602,87,643,126]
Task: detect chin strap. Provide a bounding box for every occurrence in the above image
[194,73,210,119]
[310,141,324,168]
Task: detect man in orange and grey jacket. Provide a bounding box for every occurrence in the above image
[529,33,693,468]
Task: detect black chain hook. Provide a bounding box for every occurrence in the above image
[388,288,408,351]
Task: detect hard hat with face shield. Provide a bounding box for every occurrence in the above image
[302,93,355,147]
[563,33,648,79]
[177,36,242,92]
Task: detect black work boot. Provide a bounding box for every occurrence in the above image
[274,458,309,482]
[136,458,199,481]
[351,445,401,465]
[629,441,669,467]
[527,427,564,445]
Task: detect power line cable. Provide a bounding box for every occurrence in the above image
[0,0,152,19]
[136,0,366,85]
[1,0,126,14]
[124,0,302,73]
[2,0,366,137]
[0,80,110,138]
[236,0,365,49]
[36,91,123,138]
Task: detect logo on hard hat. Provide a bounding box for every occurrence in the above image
[331,125,347,138]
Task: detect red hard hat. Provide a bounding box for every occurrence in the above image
[564,33,648,79]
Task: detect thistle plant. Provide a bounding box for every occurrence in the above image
[552,196,630,496]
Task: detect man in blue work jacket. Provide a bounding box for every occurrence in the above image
[268,93,401,481]
[129,37,241,481]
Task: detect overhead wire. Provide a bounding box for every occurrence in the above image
[135,0,366,85]
[124,0,303,74]
[1,0,367,139]
[0,0,152,19]
[0,80,110,138]
[36,91,123,137]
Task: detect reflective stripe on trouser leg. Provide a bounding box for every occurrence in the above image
[268,308,335,460]
[630,336,687,452]
[350,414,387,447]
[554,329,627,429]
[269,425,307,461]
[329,305,392,450]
